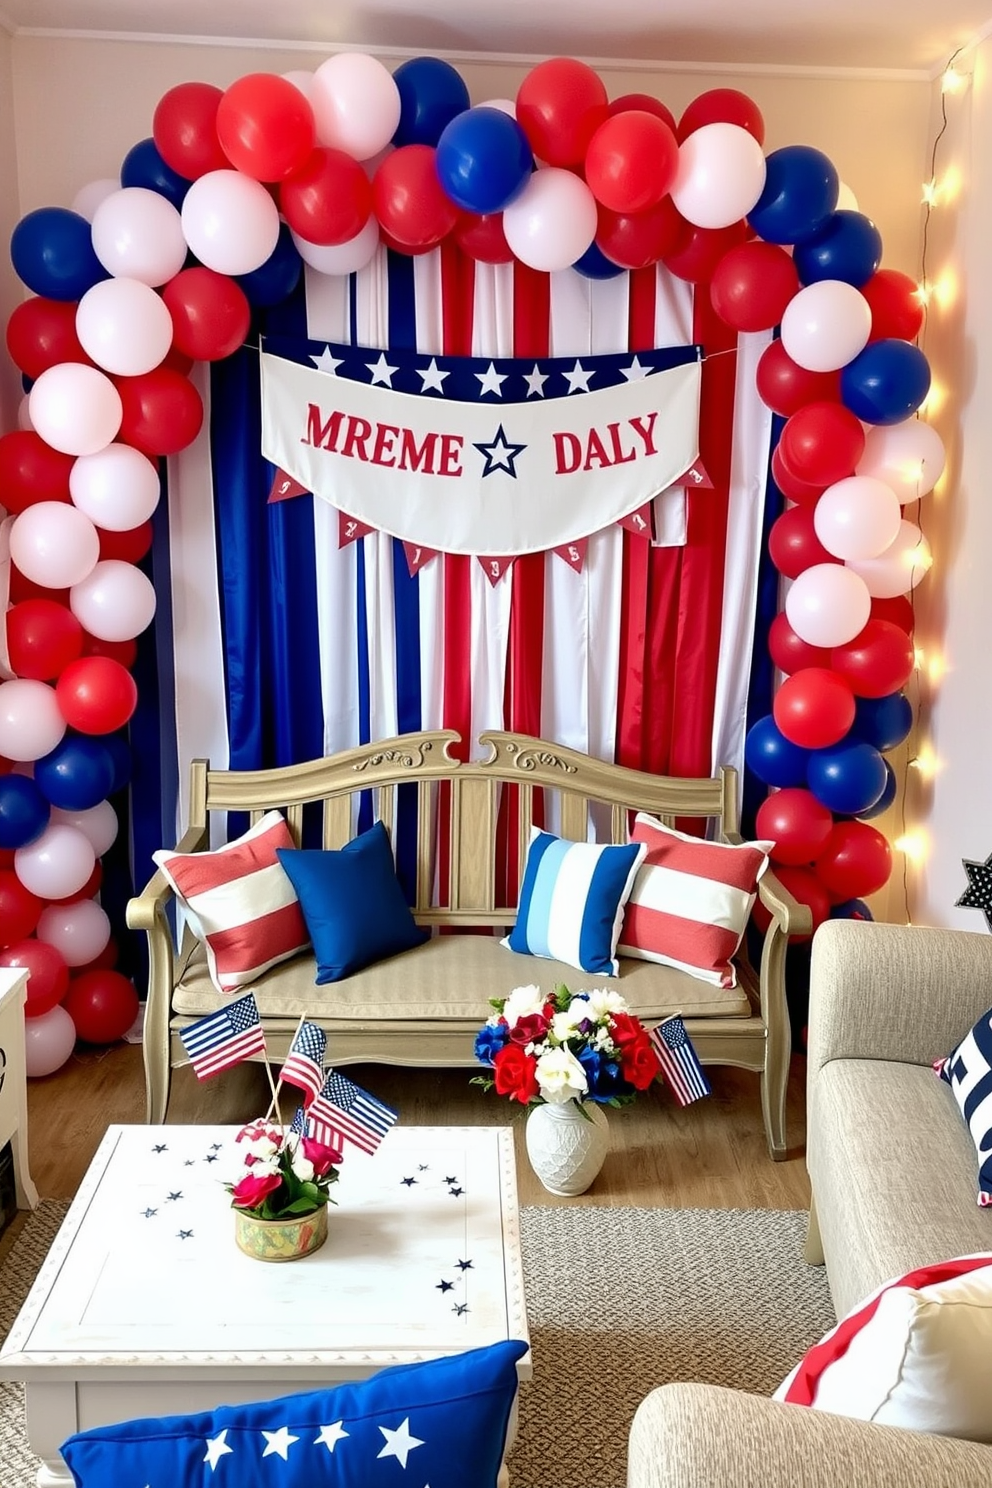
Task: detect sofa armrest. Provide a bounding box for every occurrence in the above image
[627,1384,992,1488]
[807,920,992,1076]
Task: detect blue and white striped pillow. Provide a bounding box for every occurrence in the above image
[503,828,646,975]
[937,1005,992,1206]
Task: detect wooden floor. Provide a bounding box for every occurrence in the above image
[24,1042,812,1211]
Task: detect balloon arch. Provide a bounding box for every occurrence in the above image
[0,53,942,1072]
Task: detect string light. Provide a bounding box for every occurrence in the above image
[894,831,928,862]
[922,178,939,207]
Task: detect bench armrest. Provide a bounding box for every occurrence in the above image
[808,920,992,1076]
[627,1384,992,1488]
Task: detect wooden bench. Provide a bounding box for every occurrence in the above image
[127,730,809,1157]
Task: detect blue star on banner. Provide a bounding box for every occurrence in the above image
[473,424,527,478]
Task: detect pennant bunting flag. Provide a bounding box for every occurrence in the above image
[553,537,587,573]
[617,500,655,539]
[267,468,310,504]
[402,539,439,577]
[338,510,376,547]
[682,458,714,490]
[477,554,515,586]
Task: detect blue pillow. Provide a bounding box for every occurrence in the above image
[60,1339,529,1487]
[504,826,646,975]
[937,1005,992,1206]
[276,821,427,984]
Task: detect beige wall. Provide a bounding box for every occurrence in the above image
[0,29,21,430]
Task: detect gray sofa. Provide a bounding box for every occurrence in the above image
[627,919,992,1487]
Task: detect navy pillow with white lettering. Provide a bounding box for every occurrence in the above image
[937,1006,992,1206]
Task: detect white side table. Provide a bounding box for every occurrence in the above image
[0,968,39,1211]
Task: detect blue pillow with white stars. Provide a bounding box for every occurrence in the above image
[937,1003,992,1206]
[59,1339,528,1487]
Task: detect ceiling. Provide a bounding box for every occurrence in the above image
[0,0,989,74]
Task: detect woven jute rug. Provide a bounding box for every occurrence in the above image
[0,1201,834,1488]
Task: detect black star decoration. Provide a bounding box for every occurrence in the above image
[449,1186,464,1198]
[456,1258,473,1271]
[211,1143,223,1151]
[436,1279,454,1293]
[453,1303,469,1316]
[142,1207,157,1219]
[184,1160,195,1167]
[418,1165,428,1171]
[166,1191,183,1202]
[401,1177,417,1187]
[473,424,527,479]
[957,854,992,932]
[152,1144,168,1154]
[443,1176,457,1186]
[178,1229,193,1240]
[204,1153,219,1163]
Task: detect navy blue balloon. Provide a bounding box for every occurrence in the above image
[855,759,897,820]
[35,735,116,812]
[793,210,883,288]
[10,207,108,301]
[747,146,839,246]
[573,241,625,280]
[393,56,471,148]
[120,137,191,209]
[102,732,133,795]
[436,107,533,215]
[841,339,931,425]
[829,897,874,921]
[852,691,913,753]
[744,714,810,788]
[807,740,887,816]
[0,775,50,850]
[236,224,302,308]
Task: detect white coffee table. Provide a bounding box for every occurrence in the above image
[0,1123,530,1486]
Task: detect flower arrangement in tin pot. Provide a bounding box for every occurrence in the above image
[473,983,661,1196]
[226,1117,343,1262]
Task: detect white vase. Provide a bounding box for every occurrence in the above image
[524,1099,610,1196]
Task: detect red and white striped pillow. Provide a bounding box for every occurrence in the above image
[153,811,310,995]
[617,813,771,987]
[774,1254,992,1439]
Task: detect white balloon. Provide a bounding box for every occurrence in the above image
[52,800,119,857]
[9,501,100,588]
[71,177,119,222]
[0,679,66,762]
[836,181,859,213]
[70,443,161,530]
[15,821,96,899]
[856,420,946,504]
[181,170,281,276]
[670,123,767,230]
[24,1005,77,1078]
[75,277,175,377]
[292,217,380,275]
[785,562,872,648]
[281,69,316,101]
[37,899,111,968]
[69,559,157,642]
[780,280,872,373]
[846,519,933,598]
[90,187,188,286]
[503,168,598,273]
[310,53,401,160]
[28,363,123,456]
[479,97,517,116]
[17,394,34,431]
[813,475,902,561]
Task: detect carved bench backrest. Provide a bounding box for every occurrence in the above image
[189,731,737,928]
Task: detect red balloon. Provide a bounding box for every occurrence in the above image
[861,269,925,344]
[770,444,827,507]
[677,89,765,145]
[6,296,90,380]
[5,599,84,681]
[49,861,103,905]
[815,821,892,900]
[608,93,677,134]
[596,196,688,270]
[7,567,69,606]
[870,594,915,635]
[779,402,866,487]
[0,938,70,1017]
[62,968,139,1044]
[831,619,915,698]
[56,657,138,735]
[98,521,154,565]
[161,343,195,377]
[751,864,831,942]
[162,267,252,362]
[768,506,835,580]
[773,667,856,749]
[72,935,119,977]
[516,57,609,167]
[280,147,372,247]
[663,219,748,284]
[710,241,799,332]
[80,634,139,670]
[216,72,315,182]
[372,146,458,254]
[756,788,834,867]
[115,368,204,457]
[152,81,228,180]
[0,431,74,514]
[454,212,514,264]
[0,870,44,945]
[584,111,679,214]
[755,340,842,418]
[768,611,831,675]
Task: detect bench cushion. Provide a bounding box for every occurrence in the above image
[173,931,752,1024]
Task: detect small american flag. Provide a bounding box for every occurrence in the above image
[648,1015,711,1107]
[290,1104,306,1136]
[281,1021,327,1106]
[178,993,266,1080]
[308,1070,398,1156]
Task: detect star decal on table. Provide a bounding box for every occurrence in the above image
[151,1144,168,1154]
[203,1430,233,1470]
[366,351,398,387]
[473,424,526,478]
[443,1176,457,1185]
[620,354,651,382]
[177,1229,194,1240]
[456,1258,473,1271]
[449,1186,464,1197]
[211,1143,223,1151]
[956,853,992,932]
[436,1279,454,1293]
[523,363,548,398]
[377,1417,424,1468]
[417,356,449,394]
[401,1176,418,1187]
[453,1302,469,1316]
[184,1159,195,1166]
[310,345,343,376]
[142,1207,157,1219]
[475,361,507,398]
[262,1426,300,1460]
[418,1164,428,1171]
[204,1153,219,1163]
[166,1191,183,1202]
[563,359,594,394]
[314,1421,349,1453]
